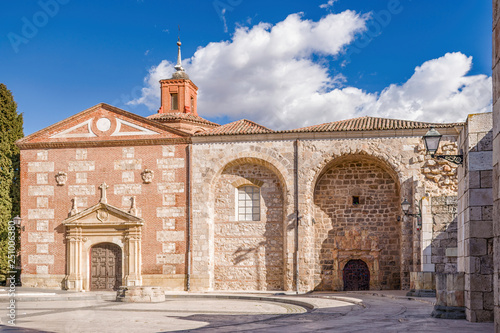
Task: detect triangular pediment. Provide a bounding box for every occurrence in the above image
[63,202,143,227]
[17,103,190,148]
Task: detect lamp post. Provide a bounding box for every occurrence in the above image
[423,127,463,165]
[401,198,422,230]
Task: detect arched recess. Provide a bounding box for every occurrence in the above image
[210,156,290,291]
[311,154,402,291]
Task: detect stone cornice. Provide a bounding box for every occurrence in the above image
[160,79,198,90]
[18,137,191,150]
[191,126,464,143]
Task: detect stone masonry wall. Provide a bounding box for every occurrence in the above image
[492,0,500,330]
[457,112,494,322]
[213,164,284,290]
[430,196,458,275]
[312,157,401,290]
[191,134,459,291]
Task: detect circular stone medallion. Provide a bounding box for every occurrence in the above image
[96,117,111,132]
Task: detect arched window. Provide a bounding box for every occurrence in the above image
[238,186,260,221]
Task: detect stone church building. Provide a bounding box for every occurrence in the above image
[17,42,471,299]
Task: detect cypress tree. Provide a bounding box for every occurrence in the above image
[0,84,24,282]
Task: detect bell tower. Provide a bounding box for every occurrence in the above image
[159,38,198,115]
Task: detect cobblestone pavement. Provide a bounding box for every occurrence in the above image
[0,289,494,332]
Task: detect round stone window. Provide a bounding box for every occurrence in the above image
[96,118,111,132]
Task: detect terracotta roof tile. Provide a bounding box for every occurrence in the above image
[195,119,274,136]
[280,116,464,133]
[147,112,219,127]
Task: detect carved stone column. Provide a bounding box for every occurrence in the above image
[65,227,83,291]
[124,226,142,287]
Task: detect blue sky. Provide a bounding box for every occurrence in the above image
[0,0,492,134]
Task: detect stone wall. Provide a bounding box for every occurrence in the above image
[430,196,458,275]
[213,163,284,290]
[191,133,459,291]
[457,112,494,322]
[492,0,500,330]
[312,156,400,290]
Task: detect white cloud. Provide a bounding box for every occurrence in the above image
[320,0,337,9]
[129,12,492,130]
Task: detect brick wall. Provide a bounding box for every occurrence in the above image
[20,143,188,288]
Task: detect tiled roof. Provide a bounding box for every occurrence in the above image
[281,116,464,133]
[147,112,219,127]
[195,119,274,136]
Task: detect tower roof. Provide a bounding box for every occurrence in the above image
[172,38,189,80]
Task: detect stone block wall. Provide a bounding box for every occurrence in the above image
[312,157,400,290]
[213,163,284,290]
[430,196,458,275]
[493,0,500,330]
[457,112,494,322]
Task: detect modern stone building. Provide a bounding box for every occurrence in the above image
[17,40,485,314]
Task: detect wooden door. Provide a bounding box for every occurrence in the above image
[343,259,370,291]
[90,243,122,291]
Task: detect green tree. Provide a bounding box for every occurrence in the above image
[0,84,23,282]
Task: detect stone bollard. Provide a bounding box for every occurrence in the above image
[431,272,465,319]
[406,272,436,297]
[116,286,165,303]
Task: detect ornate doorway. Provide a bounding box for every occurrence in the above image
[90,243,122,291]
[343,259,370,291]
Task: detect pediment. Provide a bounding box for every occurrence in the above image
[63,202,143,227]
[17,103,190,148]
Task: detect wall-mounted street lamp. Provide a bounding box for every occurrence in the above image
[401,198,422,230]
[12,216,23,231]
[423,127,463,165]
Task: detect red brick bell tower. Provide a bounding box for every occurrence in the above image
[159,39,198,116]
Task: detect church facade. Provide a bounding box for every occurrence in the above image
[16,44,464,293]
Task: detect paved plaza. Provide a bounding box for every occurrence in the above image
[0,288,494,332]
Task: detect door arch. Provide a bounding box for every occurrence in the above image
[90,243,122,291]
[343,259,370,291]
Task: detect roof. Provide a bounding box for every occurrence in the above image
[17,103,190,148]
[147,112,219,127]
[280,116,464,133]
[195,119,274,136]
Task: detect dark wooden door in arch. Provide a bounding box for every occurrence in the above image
[343,259,370,291]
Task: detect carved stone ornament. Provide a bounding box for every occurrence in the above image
[141,169,154,184]
[70,197,78,216]
[55,171,67,186]
[96,208,109,222]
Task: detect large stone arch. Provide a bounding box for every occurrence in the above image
[306,150,404,205]
[310,153,403,291]
[208,154,292,291]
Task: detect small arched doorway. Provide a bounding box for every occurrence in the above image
[90,243,122,291]
[343,259,370,291]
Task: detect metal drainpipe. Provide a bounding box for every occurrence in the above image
[186,144,192,291]
[294,139,300,294]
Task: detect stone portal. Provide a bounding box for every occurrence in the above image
[63,201,143,291]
